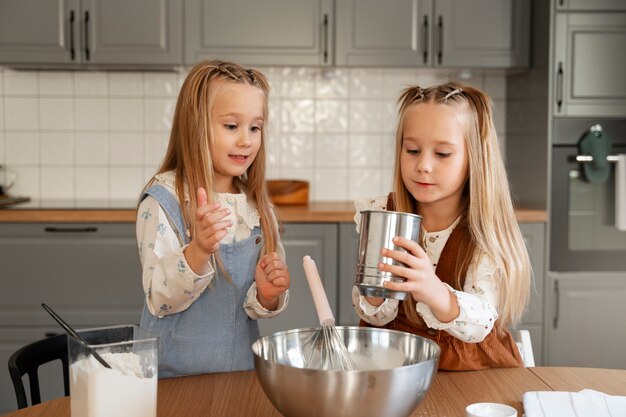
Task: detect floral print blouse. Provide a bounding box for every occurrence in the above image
[352,196,499,343]
[137,171,288,319]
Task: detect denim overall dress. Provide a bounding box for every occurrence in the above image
[139,184,262,378]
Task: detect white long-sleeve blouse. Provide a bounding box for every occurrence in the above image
[352,196,499,343]
[136,171,288,319]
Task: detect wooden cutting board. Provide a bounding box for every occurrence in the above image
[0,194,31,208]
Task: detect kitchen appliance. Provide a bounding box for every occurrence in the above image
[550,118,626,271]
[355,210,422,300]
[253,326,439,417]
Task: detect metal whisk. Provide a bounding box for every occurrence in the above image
[302,256,356,371]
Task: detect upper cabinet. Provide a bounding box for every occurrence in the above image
[0,0,182,67]
[184,0,333,66]
[335,0,530,68]
[552,12,626,117]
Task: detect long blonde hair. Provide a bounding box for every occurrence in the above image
[149,60,278,256]
[392,82,531,331]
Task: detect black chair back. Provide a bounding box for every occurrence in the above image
[7,334,70,409]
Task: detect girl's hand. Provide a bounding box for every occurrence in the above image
[184,187,231,275]
[255,252,290,311]
[380,236,459,323]
[192,187,232,256]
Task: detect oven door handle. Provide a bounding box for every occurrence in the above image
[575,155,620,163]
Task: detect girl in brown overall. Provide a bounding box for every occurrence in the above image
[353,82,531,371]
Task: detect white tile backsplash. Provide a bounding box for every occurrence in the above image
[3,70,38,96]
[41,166,74,199]
[40,98,74,130]
[5,132,39,165]
[39,72,73,96]
[75,98,108,131]
[4,97,39,130]
[76,167,109,200]
[75,133,108,165]
[0,66,507,205]
[74,72,108,96]
[41,132,74,165]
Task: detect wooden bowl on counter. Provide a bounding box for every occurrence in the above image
[267,180,309,206]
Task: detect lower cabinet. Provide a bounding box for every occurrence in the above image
[545,272,626,368]
[0,223,143,414]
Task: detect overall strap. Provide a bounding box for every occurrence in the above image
[142,184,189,245]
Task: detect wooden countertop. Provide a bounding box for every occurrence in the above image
[3,367,625,417]
[0,202,547,223]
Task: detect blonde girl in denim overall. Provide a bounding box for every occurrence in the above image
[136,61,290,378]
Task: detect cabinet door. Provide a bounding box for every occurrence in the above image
[0,223,143,327]
[258,223,338,337]
[82,0,182,65]
[335,0,432,66]
[185,0,333,66]
[338,223,360,325]
[0,328,67,414]
[520,223,545,325]
[545,272,626,368]
[435,0,529,68]
[553,13,626,117]
[0,0,80,65]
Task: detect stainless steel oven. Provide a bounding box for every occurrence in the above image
[550,118,626,271]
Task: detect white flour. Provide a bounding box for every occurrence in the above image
[70,351,157,417]
[350,345,406,371]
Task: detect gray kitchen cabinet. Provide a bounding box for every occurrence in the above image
[337,222,545,363]
[0,0,182,67]
[519,222,545,365]
[552,12,626,117]
[335,0,530,68]
[545,272,626,368]
[338,222,360,326]
[258,223,338,337]
[184,0,334,66]
[0,222,143,413]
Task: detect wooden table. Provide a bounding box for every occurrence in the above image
[3,367,625,417]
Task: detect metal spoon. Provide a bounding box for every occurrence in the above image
[41,303,111,369]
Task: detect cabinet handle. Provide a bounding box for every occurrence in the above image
[422,15,429,64]
[553,279,560,329]
[437,16,443,65]
[84,10,90,61]
[322,14,329,63]
[45,332,59,338]
[556,62,563,112]
[69,10,75,61]
[44,227,98,233]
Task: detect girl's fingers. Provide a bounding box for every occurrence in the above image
[381,247,418,269]
[392,236,426,257]
[196,187,208,208]
[196,202,221,221]
[378,262,413,280]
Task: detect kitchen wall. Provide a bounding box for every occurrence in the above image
[0,66,507,206]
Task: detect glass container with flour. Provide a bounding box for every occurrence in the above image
[68,325,158,417]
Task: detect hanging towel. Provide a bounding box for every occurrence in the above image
[616,154,626,231]
[578,126,612,184]
[523,389,626,417]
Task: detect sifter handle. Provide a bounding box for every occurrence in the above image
[303,256,335,327]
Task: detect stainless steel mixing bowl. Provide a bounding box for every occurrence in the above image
[253,326,440,417]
